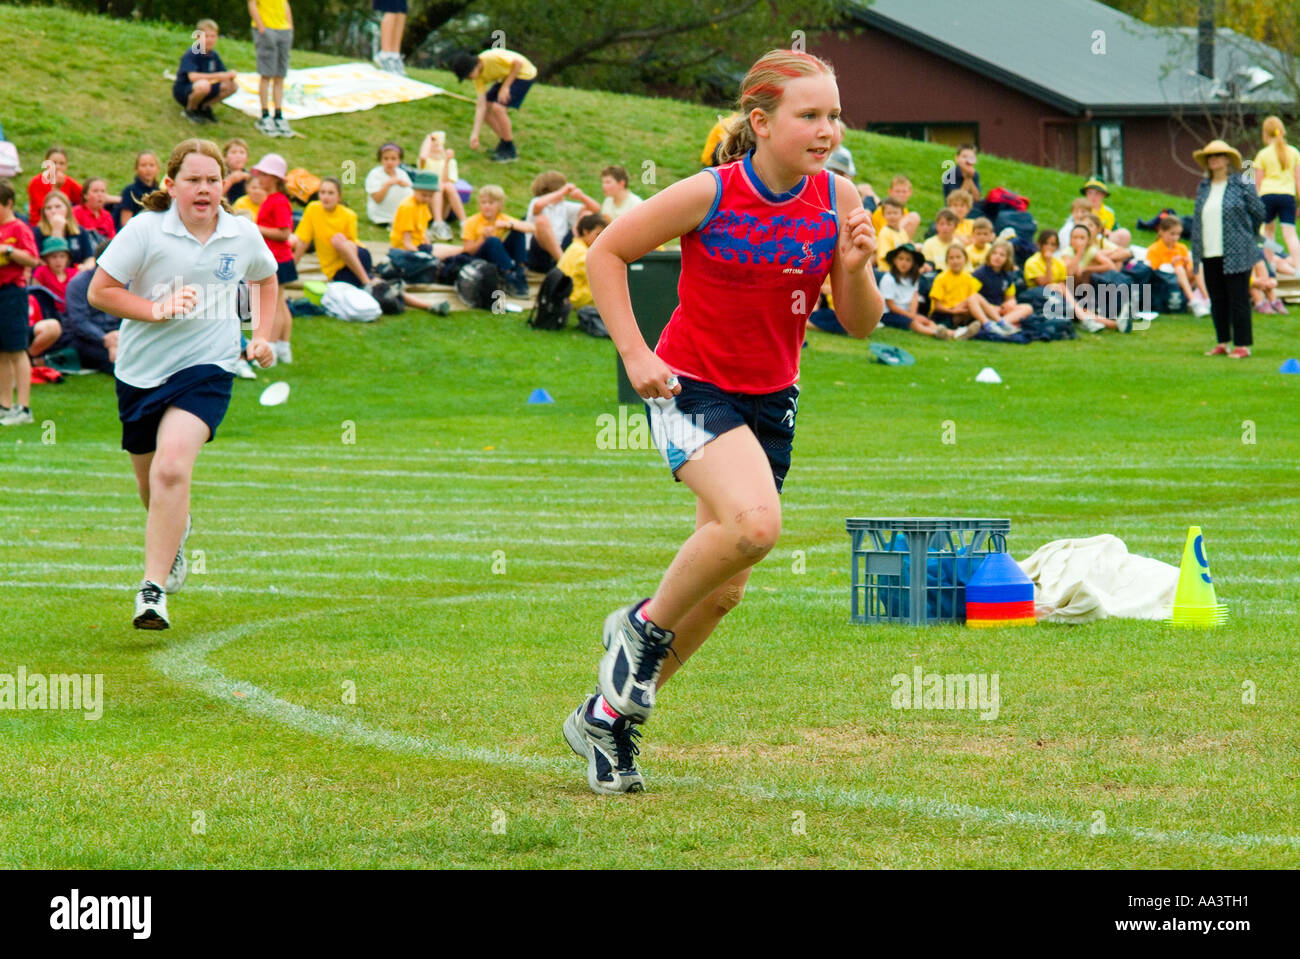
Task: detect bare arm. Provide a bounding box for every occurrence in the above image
[88,266,193,323]
[0,244,39,269]
[248,0,264,31]
[828,173,883,339]
[588,171,717,398]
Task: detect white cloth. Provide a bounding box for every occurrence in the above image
[98,206,276,388]
[364,166,413,225]
[601,192,643,221]
[879,273,918,310]
[525,198,583,252]
[1017,534,1180,623]
[1200,180,1226,258]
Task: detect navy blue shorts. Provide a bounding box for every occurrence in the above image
[173,81,224,109]
[486,78,532,109]
[879,311,914,330]
[644,375,799,493]
[372,0,407,11]
[332,246,374,287]
[1261,193,1297,226]
[0,284,27,353]
[276,258,298,285]
[116,364,234,455]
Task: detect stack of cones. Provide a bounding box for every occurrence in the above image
[1169,526,1228,628]
[965,552,1036,628]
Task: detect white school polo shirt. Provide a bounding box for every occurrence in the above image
[524,198,582,252]
[98,205,277,388]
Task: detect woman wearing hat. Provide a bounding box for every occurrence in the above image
[1192,140,1265,359]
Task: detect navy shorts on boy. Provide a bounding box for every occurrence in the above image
[276,258,298,285]
[116,364,234,454]
[0,284,28,353]
[372,0,407,11]
[645,375,799,492]
[173,45,229,107]
[486,78,532,109]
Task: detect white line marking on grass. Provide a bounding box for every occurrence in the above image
[153,603,1300,852]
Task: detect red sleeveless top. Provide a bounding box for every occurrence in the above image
[655,152,838,394]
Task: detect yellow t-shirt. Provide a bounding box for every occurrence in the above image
[252,0,289,30]
[966,242,992,268]
[1023,252,1067,284]
[473,49,538,95]
[954,218,975,240]
[558,237,592,308]
[921,234,960,270]
[875,225,909,267]
[1092,203,1116,232]
[232,196,260,219]
[460,212,515,246]
[389,195,433,249]
[419,153,459,185]
[295,201,357,280]
[1253,144,1300,197]
[872,204,910,234]
[929,269,981,314]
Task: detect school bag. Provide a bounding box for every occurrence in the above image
[0,141,20,178]
[368,279,405,315]
[320,281,382,322]
[454,259,500,311]
[527,268,573,330]
[994,210,1038,262]
[380,249,441,285]
[984,187,1029,212]
[576,306,609,338]
[285,168,322,205]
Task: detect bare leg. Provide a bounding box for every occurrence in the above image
[331,234,370,284]
[272,77,285,112]
[1281,223,1300,271]
[141,407,209,585]
[641,426,780,630]
[532,215,561,261]
[29,319,61,357]
[431,189,445,222]
[258,76,270,114]
[1173,264,1196,302]
[276,292,292,344]
[443,183,467,222]
[0,353,15,407]
[12,351,30,408]
[486,103,514,142]
[187,80,213,110]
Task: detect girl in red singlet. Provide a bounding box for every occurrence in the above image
[562,50,883,794]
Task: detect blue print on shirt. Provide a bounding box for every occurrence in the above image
[699,209,837,272]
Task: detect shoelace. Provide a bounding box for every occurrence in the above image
[612,724,642,772]
[140,583,163,603]
[633,641,672,684]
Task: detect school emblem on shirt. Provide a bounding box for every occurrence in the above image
[213,254,237,281]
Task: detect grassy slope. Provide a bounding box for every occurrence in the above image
[1,7,1296,870]
[2,6,1192,245]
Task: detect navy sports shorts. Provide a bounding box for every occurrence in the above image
[486,78,532,109]
[0,285,28,353]
[116,364,234,455]
[644,375,799,493]
[1261,193,1297,226]
[372,0,407,11]
[276,258,298,285]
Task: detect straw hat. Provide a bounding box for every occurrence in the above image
[1079,177,1110,196]
[1193,139,1242,172]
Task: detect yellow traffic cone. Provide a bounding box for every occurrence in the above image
[1169,526,1227,628]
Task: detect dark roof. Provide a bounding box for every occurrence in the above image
[847,0,1291,116]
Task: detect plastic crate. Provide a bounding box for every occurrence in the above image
[846,518,1011,625]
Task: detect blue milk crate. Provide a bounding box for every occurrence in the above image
[846,518,1011,625]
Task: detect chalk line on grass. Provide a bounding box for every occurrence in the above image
[151,601,1300,852]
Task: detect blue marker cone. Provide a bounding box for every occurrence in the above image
[1279,358,1300,374]
[527,388,554,404]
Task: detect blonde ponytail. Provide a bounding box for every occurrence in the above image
[1263,116,1289,170]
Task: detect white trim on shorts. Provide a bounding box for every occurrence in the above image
[645,394,716,473]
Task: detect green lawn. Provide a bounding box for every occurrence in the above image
[1,5,1297,870]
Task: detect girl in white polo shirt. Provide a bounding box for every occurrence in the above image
[88,138,278,630]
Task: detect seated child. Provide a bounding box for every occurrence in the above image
[26,289,63,364]
[946,189,976,241]
[972,240,1033,331]
[117,151,160,229]
[460,183,536,297]
[928,244,997,338]
[389,170,439,253]
[32,237,78,316]
[295,178,443,313]
[72,177,116,246]
[223,138,251,204]
[1081,177,1128,245]
[877,243,949,339]
[524,170,600,274]
[418,130,468,240]
[874,198,910,268]
[1146,215,1209,314]
[232,174,266,220]
[558,213,607,311]
[921,209,964,273]
[1058,197,1093,250]
[32,190,94,269]
[1250,251,1287,315]
[367,142,414,227]
[599,165,643,221]
[1030,229,1119,332]
[871,174,920,239]
[1084,212,1132,266]
[966,217,995,268]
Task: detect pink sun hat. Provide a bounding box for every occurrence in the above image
[251,153,288,180]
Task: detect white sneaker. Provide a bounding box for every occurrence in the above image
[275,341,293,364]
[255,115,280,137]
[274,116,293,138]
[1080,316,1106,333]
[1191,298,1211,317]
[133,581,169,630]
[431,220,454,242]
[165,514,192,594]
[1,406,33,426]
[234,358,258,379]
[386,53,407,76]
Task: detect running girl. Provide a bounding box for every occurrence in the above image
[88,138,277,629]
[562,49,882,794]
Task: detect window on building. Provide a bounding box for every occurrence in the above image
[1095,122,1124,185]
[867,123,979,149]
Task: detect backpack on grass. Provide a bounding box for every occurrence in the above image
[527,268,573,330]
[455,259,500,310]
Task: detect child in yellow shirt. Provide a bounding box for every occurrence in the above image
[928,244,997,337]
[557,213,607,309]
[965,217,995,268]
[947,189,976,241]
[874,198,909,268]
[921,209,963,272]
[460,183,535,297]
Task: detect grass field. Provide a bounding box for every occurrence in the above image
[2,5,1298,871]
[2,303,1298,869]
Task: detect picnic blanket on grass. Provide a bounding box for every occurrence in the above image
[224,63,447,121]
